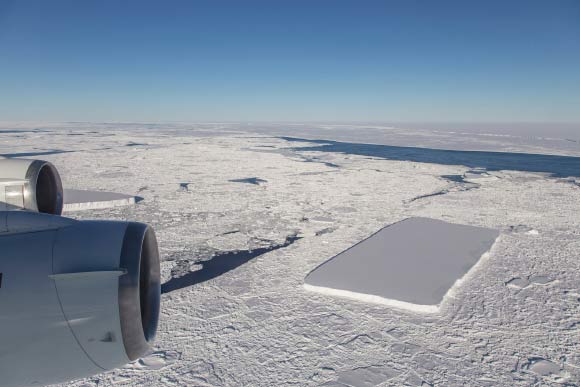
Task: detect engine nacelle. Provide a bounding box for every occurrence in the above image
[0,158,64,215]
[0,211,161,387]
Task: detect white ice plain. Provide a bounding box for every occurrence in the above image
[1,122,579,386]
[305,217,499,313]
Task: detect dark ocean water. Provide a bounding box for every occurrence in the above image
[281,137,580,178]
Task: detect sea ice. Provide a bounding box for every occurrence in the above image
[3,123,579,386]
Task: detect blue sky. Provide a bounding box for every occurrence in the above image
[0,0,579,122]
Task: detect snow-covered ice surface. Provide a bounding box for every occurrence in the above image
[304,217,499,313]
[1,122,580,386]
[63,189,138,212]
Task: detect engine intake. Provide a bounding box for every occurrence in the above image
[0,158,63,215]
[119,222,161,360]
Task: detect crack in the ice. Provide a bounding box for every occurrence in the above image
[409,172,481,202]
[299,155,340,168]
[409,190,449,202]
[229,177,268,185]
[0,149,74,157]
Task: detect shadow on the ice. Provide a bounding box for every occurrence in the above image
[161,235,300,294]
[281,137,580,178]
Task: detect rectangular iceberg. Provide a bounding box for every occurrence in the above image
[305,217,499,313]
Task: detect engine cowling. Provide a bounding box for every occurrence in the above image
[0,158,64,215]
[0,211,161,387]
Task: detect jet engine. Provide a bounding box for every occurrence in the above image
[0,159,160,387]
[0,158,64,215]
